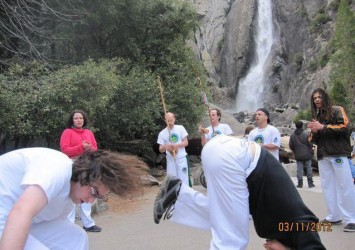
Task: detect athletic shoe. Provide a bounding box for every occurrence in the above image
[83,225,102,232]
[308,183,315,188]
[320,219,342,225]
[344,223,355,232]
[154,176,182,224]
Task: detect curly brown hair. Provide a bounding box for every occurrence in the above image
[71,150,148,197]
[310,88,333,121]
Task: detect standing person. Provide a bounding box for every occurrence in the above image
[60,109,101,233]
[243,125,254,141]
[0,148,147,249]
[248,108,281,160]
[308,87,355,232]
[289,121,315,188]
[157,112,190,186]
[199,108,233,146]
[154,135,326,250]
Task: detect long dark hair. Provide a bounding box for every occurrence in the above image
[71,150,148,197]
[66,109,89,128]
[310,88,333,121]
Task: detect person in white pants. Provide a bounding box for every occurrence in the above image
[308,87,355,232]
[68,202,97,229]
[157,112,190,186]
[0,148,147,249]
[154,135,326,250]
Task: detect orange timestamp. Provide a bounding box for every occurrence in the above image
[278,222,332,232]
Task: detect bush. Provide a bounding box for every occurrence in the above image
[294,109,312,123]
[311,13,331,32]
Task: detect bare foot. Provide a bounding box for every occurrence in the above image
[263,239,290,250]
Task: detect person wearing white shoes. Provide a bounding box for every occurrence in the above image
[308,88,355,232]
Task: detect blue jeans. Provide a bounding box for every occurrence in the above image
[296,160,313,181]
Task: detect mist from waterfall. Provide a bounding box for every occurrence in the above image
[236,0,274,112]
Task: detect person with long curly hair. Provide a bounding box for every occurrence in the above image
[0,148,147,249]
[308,87,355,232]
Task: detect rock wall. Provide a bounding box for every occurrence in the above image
[191,0,334,110]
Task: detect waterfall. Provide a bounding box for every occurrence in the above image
[236,0,274,112]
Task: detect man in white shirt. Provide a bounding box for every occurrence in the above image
[248,108,281,160]
[0,148,147,250]
[157,112,190,186]
[199,108,233,146]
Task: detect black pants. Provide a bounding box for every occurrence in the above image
[247,148,326,250]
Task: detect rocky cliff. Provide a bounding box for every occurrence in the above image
[190,0,339,110]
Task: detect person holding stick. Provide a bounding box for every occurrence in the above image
[157,112,190,186]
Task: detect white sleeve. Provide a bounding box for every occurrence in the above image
[271,127,281,147]
[21,155,72,203]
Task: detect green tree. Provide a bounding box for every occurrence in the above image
[329,0,355,122]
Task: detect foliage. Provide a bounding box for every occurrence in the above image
[330,80,349,107]
[0,57,207,151]
[294,109,312,123]
[54,0,198,66]
[0,0,211,152]
[327,0,340,11]
[329,0,355,122]
[311,12,331,33]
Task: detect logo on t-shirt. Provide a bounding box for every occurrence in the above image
[210,130,222,138]
[334,158,343,166]
[254,135,264,144]
[273,137,278,143]
[170,133,179,143]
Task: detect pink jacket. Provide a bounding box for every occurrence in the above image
[60,128,98,159]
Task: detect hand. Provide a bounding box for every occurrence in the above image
[165,144,173,152]
[198,125,209,135]
[308,120,324,133]
[82,141,92,150]
[263,239,290,250]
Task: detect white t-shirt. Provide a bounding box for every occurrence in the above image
[157,125,188,159]
[248,125,281,160]
[0,148,74,229]
[205,123,233,140]
[202,135,261,177]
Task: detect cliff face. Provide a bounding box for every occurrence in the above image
[191,0,335,110]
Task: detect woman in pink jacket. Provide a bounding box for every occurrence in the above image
[60,109,101,233]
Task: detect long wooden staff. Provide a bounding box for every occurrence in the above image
[192,66,215,135]
[156,76,176,159]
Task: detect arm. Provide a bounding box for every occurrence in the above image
[308,107,349,136]
[262,144,280,151]
[83,130,98,151]
[0,185,47,250]
[198,126,208,146]
[172,136,188,151]
[60,129,84,157]
[263,127,281,151]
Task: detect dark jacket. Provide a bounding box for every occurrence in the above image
[310,106,352,159]
[289,128,313,161]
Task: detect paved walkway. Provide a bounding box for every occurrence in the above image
[88,177,354,249]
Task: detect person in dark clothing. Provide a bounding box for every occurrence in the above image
[308,87,355,232]
[289,121,315,188]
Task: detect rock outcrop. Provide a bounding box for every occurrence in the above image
[190,0,336,110]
